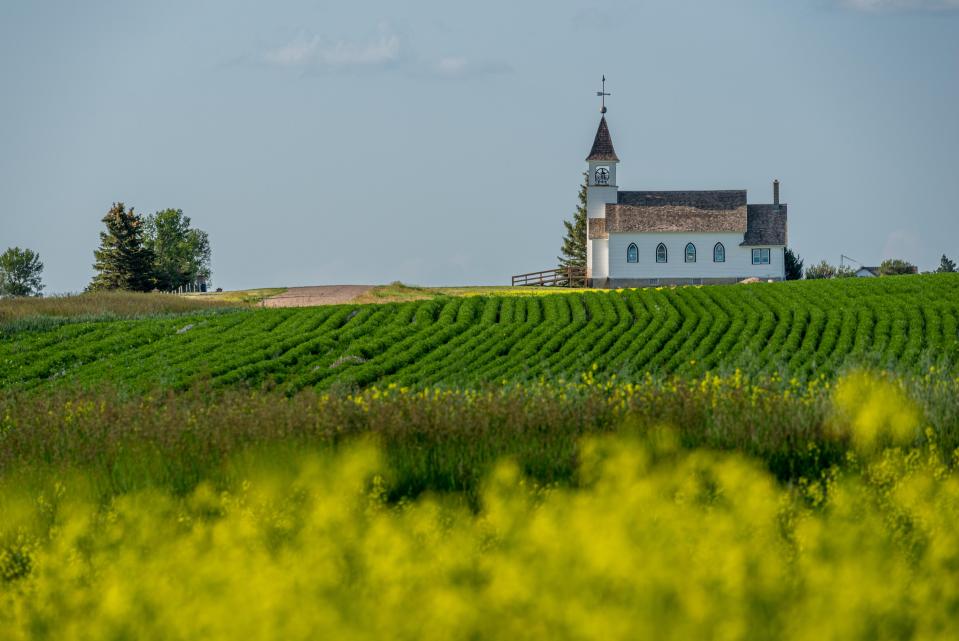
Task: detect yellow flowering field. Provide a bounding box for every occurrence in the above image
[2,372,959,640]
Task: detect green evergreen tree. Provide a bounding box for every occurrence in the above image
[784,248,803,281]
[558,173,588,282]
[89,203,156,292]
[936,254,957,273]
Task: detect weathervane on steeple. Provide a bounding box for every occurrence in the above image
[597,75,610,114]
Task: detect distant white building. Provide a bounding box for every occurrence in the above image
[584,109,788,288]
[855,266,880,278]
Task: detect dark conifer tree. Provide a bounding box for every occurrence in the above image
[89,202,156,292]
[558,173,588,279]
[784,248,804,281]
[936,254,957,273]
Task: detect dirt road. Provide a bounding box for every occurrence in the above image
[261,286,373,308]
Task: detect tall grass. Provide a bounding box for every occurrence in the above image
[2,372,957,501]
[0,291,239,330]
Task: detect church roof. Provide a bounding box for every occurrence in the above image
[586,117,619,162]
[605,190,747,234]
[617,190,747,209]
[741,204,787,246]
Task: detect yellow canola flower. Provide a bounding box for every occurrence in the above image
[833,371,921,452]
[4,436,959,639]
[15,372,959,636]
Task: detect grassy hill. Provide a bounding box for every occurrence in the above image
[3,274,958,392]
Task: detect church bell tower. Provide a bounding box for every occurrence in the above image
[585,76,618,286]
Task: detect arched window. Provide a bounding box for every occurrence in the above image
[656,243,668,263]
[626,243,639,263]
[685,243,697,263]
[713,242,726,263]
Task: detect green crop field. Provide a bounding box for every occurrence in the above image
[5,275,959,639]
[4,369,959,639]
[2,274,958,392]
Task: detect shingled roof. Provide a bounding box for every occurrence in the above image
[741,205,787,246]
[586,117,619,162]
[617,190,747,209]
[604,190,748,234]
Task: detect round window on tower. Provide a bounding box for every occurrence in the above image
[594,167,609,185]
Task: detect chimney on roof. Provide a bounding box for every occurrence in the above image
[773,179,780,205]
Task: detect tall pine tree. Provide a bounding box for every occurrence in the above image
[936,254,957,273]
[558,173,588,275]
[784,248,804,280]
[89,202,156,292]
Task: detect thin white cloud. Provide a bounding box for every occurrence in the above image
[324,36,399,66]
[840,0,959,11]
[258,26,511,79]
[262,31,401,70]
[262,39,317,66]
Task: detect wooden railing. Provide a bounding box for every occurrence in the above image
[511,266,587,288]
[169,281,209,294]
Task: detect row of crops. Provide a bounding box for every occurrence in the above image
[2,275,958,392]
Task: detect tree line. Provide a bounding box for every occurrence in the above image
[90,203,210,292]
[556,174,953,281]
[1,204,211,297]
[799,256,956,279]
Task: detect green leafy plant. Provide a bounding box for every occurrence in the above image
[144,209,212,291]
[835,264,856,278]
[4,275,959,393]
[0,247,44,297]
[804,260,836,280]
[879,258,917,276]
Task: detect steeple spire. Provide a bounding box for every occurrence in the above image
[587,75,617,161]
[586,116,618,162]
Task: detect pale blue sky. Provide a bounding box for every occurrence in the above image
[2,0,958,292]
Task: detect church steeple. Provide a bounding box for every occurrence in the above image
[586,116,618,162]
[584,77,619,286]
[587,75,618,162]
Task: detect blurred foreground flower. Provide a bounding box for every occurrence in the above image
[833,371,921,452]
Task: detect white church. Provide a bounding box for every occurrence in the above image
[584,104,787,288]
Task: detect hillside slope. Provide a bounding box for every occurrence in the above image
[3,275,958,392]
